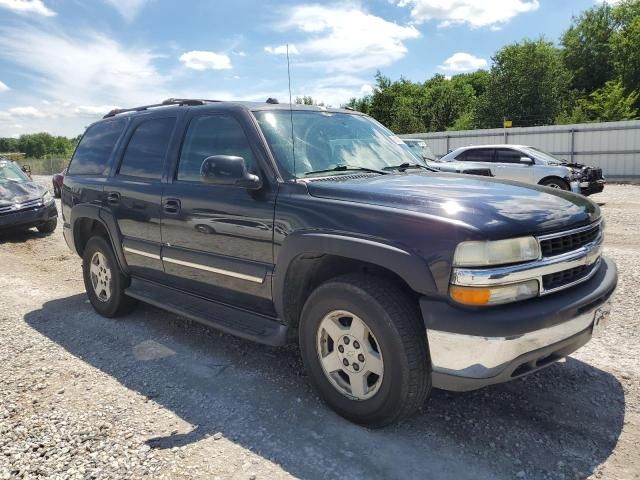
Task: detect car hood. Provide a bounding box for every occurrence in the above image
[305,172,599,238]
[0,180,46,207]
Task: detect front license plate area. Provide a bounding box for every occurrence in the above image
[591,303,611,337]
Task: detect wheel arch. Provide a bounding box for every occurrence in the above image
[273,232,435,338]
[538,175,570,188]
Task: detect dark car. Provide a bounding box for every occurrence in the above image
[0,159,58,234]
[62,99,616,427]
[52,167,67,198]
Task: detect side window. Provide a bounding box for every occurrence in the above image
[118,117,176,179]
[460,148,494,162]
[177,115,256,182]
[68,119,126,175]
[495,148,524,164]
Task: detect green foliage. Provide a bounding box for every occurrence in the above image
[476,39,572,128]
[0,132,78,160]
[345,0,640,133]
[295,96,326,106]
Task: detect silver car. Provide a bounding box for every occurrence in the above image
[440,144,605,196]
[403,139,493,177]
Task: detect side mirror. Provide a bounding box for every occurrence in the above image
[200,155,261,189]
[519,157,534,165]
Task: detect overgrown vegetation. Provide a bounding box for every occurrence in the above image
[0,133,79,160]
[345,0,640,133]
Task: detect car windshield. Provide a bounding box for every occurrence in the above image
[0,162,30,184]
[253,111,422,178]
[405,141,437,161]
[521,146,567,165]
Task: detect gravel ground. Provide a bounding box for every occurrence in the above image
[0,179,639,480]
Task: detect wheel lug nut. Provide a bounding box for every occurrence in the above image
[353,341,360,349]
[343,337,350,345]
[342,359,349,366]
[338,345,344,353]
[358,354,365,362]
[353,363,359,371]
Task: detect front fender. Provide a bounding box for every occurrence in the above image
[272,231,436,319]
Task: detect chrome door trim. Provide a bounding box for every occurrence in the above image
[162,256,264,284]
[123,246,161,260]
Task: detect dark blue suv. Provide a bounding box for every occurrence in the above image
[62,98,617,426]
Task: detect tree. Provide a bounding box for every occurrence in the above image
[561,3,615,93]
[420,74,476,131]
[561,80,639,122]
[477,39,572,128]
[295,96,326,106]
[611,0,640,102]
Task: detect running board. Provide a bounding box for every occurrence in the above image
[125,278,288,347]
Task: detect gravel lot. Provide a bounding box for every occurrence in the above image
[0,179,639,480]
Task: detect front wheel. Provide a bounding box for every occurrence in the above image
[82,236,137,317]
[37,218,57,234]
[299,274,431,427]
[540,178,570,190]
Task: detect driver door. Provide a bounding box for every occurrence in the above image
[160,112,277,315]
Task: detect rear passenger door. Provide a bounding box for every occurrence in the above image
[457,148,496,174]
[493,148,534,184]
[160,112,277,315]
[105,115,176,281]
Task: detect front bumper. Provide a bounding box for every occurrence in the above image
[421,256,617,391]
[571,179,605,196]
[0,201,58,231]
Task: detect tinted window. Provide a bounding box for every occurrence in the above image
[177,115,255,182]
[68,119,126,175]
[458,148,494,162]
[118,117,176,179]
[495,148,524,164]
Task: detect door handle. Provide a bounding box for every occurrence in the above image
[107,192,120,205]
[163,198,181,214]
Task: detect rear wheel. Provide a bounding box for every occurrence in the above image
[37,218,57,234]
[540,178,570,191]
[299,274,431,427]
[82,236,137,317]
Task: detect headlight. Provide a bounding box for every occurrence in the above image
[42,191,53,203]
[449,280,539,306]
[453,237,540,267]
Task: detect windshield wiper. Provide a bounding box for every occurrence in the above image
[304,165,388,176]
[383,162,438,172]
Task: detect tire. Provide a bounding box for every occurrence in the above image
[299,273,431,427]
[540,178,570,191]
[37,218,57,234]
[82,236,137,318]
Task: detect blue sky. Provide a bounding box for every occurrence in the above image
[0,0,615,137]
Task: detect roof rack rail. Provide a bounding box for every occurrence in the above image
[103,98,222,119]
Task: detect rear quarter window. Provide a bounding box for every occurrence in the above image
[68,119,126,175]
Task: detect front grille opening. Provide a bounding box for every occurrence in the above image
[540,223,600,257]
[511,352,563,378]
[542,263,596,291]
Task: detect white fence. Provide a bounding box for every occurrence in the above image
[401,120,640,180]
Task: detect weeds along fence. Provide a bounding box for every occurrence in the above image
[17,157,68,175]
[402,119,640,181]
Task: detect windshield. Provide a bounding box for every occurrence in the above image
[405,141,437,161]
[0,162,30,184]
[253,111,422,178]
[521,146,567,165]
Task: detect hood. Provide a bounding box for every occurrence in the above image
[305,172,599,238]
[0,180,46,207]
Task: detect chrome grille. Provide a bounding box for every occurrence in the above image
[539,222,601,258]
[0,198,43,215]
[542,262,598,291]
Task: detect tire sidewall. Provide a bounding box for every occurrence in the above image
[299,282,421,424]
[82,236,128,317]
[542,178,569,190]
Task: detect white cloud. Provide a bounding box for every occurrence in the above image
[179,51,232,70]
[0,0,55,16]
[0,81,9,92]
[395,0,539,28]
[103,0,150,21]
[360,84,374,95]
[600,0,622,4]
[438,52,488,73]
[0,26,167,107]
[264,44,299,55]
[74,105,120,116]
[8,106,48,118]
[273,4,419,72]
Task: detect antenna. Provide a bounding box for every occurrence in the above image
[286,44,296,181]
